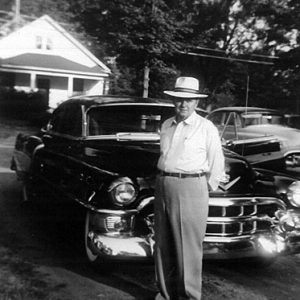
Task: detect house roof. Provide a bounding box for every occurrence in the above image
[1,53,109,77]
[0,15,111,78]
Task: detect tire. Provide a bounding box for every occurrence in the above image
[21,183,35,203]
[84,211,100,263]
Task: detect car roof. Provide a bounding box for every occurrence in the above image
[63,95,170,106]
[210,106,282,115]
[57,94,208,113]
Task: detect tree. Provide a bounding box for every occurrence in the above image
[177,0,300,111]
[70,0,198,97]
[4,0,299,110]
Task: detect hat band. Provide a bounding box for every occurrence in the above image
[174,87,200,94]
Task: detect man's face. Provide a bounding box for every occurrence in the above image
[173,98,199,121]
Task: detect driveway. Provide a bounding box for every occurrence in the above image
[1,117,300,300]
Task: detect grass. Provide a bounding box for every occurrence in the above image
[0,116,58,300]
[0,247,67,300]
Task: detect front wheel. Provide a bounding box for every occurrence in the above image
[21,182,36,203]
[84,211,100,263]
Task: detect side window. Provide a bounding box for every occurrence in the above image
[49,104,82,137]
[225,112,235,126]
[209,112,225,126]
[235,114,242,127]
[49,106,65,132]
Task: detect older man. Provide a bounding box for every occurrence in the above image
[154,77,225,300]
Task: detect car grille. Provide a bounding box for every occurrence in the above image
[207,197,285,237]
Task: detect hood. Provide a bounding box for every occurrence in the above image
[83,139,160,177]
[244,125,300,150]
[83,139,256,194]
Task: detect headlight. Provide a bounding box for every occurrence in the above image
[287,181,300,207]
[108,177,137,206]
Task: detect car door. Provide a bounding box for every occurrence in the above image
[40,102,85,199]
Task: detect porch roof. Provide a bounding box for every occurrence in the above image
[1,53,110,77]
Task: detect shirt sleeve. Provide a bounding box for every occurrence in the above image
[206,121,225,191]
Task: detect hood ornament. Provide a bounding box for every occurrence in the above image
[219,176,241,191]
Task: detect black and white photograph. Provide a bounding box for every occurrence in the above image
[0,0,300,299]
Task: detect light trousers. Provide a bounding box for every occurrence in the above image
[154,175,209,300]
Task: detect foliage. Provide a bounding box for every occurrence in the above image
[0,87,49,125]
[2,0,299,110]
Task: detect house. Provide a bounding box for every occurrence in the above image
[0,15,111,108]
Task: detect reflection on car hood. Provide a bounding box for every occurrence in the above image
[243,124,300,149]
[83,139,255,194]
[116,132,160,141]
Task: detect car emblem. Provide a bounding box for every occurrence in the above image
[219,176,241,191]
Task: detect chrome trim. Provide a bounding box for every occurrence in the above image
[230,136,280,145]
[32,143,44,156]
[136,196,154,211]
[84,133,160,141]
[204,234,253,243]
[284,150,300,157]
[87,232,154,258]
[207,214,277,223]
[87,102,174,111]
[209,197,286,209]
[86,229,300,260]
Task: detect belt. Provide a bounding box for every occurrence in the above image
[159,171,205,178]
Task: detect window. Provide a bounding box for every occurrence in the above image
[87,105,174,136]
[49,103,82,137]
[73,78,84,92]
[209,112,227,126]
[35,35,53,50]
[0,72,15,87]
[36,36,42,49]
[46,38,53,50]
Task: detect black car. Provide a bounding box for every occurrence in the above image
[11,95,300,264]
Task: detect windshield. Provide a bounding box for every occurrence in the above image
[87,104,175,136]
[241,112,286,126]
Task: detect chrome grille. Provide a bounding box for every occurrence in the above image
[206,197,285,237]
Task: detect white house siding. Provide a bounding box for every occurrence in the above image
[84,79,104,95]
[45,76,68,108]
[0,18,97,69]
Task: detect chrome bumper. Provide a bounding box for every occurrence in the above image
[87,231,154,260]
[87,209,300,261]
[87,230,300,261]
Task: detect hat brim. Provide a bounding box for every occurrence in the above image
[164,90,208,98]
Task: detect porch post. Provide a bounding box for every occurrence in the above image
[67,76,74,97]
[30,72,36,90]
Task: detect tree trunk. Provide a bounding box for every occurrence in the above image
[143,65,150,98]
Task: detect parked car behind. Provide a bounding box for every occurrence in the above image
[207,107,300,171]
[285,114,300,130]
[11,96,300,264]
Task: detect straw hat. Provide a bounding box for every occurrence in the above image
[164,77,208,98]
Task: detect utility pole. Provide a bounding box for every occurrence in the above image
[14,0,21,26]
[142,65,150,98]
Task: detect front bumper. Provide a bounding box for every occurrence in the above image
[87,229,300,261]
[87,208,300,261]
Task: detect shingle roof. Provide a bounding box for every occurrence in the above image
[1,53,109,76]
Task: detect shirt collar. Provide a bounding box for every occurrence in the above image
[171,111,197,126]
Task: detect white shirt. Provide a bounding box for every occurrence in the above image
[157,111,225,191]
